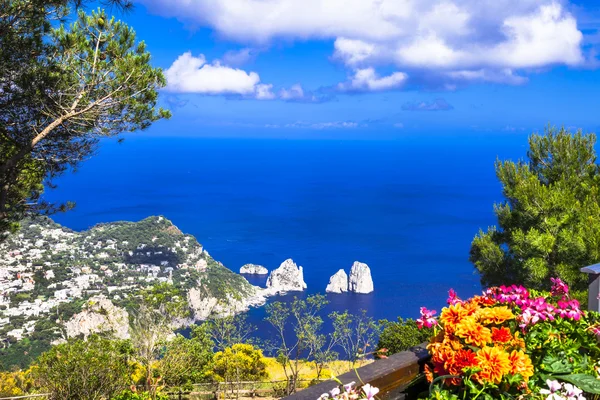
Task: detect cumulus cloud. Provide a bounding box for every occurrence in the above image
[402,99,454,111]
[164,52,275,99]
[142,0,587,89]
[337,68,407,92]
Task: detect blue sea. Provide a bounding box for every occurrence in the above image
[44,133,528,329]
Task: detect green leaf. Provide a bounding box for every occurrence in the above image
[556,374,600,394]
[541,355,573,374]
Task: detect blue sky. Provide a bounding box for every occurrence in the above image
[113,0,600,137]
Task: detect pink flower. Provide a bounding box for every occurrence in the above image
[589,325,600,337]
[362,384,379,400]
[447,289,461,305]
[550,277,569,298]
[416,307,438,329]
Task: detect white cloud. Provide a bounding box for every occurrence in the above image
[164,52,274,99]
[338,68,407,92]
[285,121,361,129]
[222,47,258,66]
[142,0,586,89]
[279,84,305,100]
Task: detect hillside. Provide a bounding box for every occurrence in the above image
[0,216,264,369]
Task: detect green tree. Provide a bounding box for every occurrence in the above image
[265,294,329,394]
[33,335,134,400]
[470,126,600,301]
[0,1,169,239]
[203,313,257,351]
[159,326,214,389]
[130,283,189,393]
[376,318,431,356]
[330,309,381,368]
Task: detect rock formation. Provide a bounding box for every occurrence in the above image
[64,296,130,339]
[187,287,266,321]
[240,264,268,275]
[265,258,307,294]
[348,261,374,294]
[326,269,348,293]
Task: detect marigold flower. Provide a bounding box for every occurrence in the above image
[507,350,534,381]
[491,327,513,343]
[447,349,477,376]
[440,303,473,333]
[424,364,434,383]
[474,346,511,384]
[454,317,492,347]
[475,306,515,325]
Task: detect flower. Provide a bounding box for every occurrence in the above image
[475,306,515,325]
[474,346,511,384]
[550,277,569,298]
[540,379,561,395]
[362,384,379,400]
[343,382,355,392]
[440,303,472,333]
[417,307,438,329]
[319,393,330,400]
[507,350,534,381]
[491,326,513,343]
[330,388,341,397]
[454,317,492,347]
[447,349,477,376]
[447,289,461,305]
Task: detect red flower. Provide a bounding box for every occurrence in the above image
[491,327,513,343]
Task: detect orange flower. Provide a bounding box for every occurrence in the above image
[474,346,511,384]
[475,306,515,325]
[440,303,474,333]
[455,317,492,347]
[491,327,513,343]
[447,349,477,376]
[508,350,534,381]
[469,295,497,307]
[424,364,434,383]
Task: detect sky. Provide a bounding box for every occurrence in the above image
[110,0,600,137]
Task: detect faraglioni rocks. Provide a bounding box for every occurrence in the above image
[348,261,374,294]
[239,264,268,275]
[265,258,307,294]
[325,269,349,293]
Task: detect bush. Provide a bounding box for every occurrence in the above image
[34,335,134,400]
[376,317,432,355]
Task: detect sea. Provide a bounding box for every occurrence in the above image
[43,132,528,335]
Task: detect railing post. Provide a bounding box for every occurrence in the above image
[581,263,600,312]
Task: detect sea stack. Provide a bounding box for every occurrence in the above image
[240,264,269,275]
[325,269,349,293]
[348,261,374,294]
[265,258,307,294]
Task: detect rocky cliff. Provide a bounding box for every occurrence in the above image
[348,261,374,294]
[325,269,348,293]
[239,264,268,275]
[64,296,130,339]
[265,258,307,294]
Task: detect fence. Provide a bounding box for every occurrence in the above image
[163,379,326,399]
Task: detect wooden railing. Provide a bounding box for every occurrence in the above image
[282,343,430,400]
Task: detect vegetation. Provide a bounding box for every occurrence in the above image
[376,317,432,356]
[210,344,269,384]
[0,0,169,239]
[34,335,134,400]
[420,280,600,399]
[471,127,600,301]
[159,326,213,389]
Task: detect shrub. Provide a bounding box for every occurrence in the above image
[376,317,432,355]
